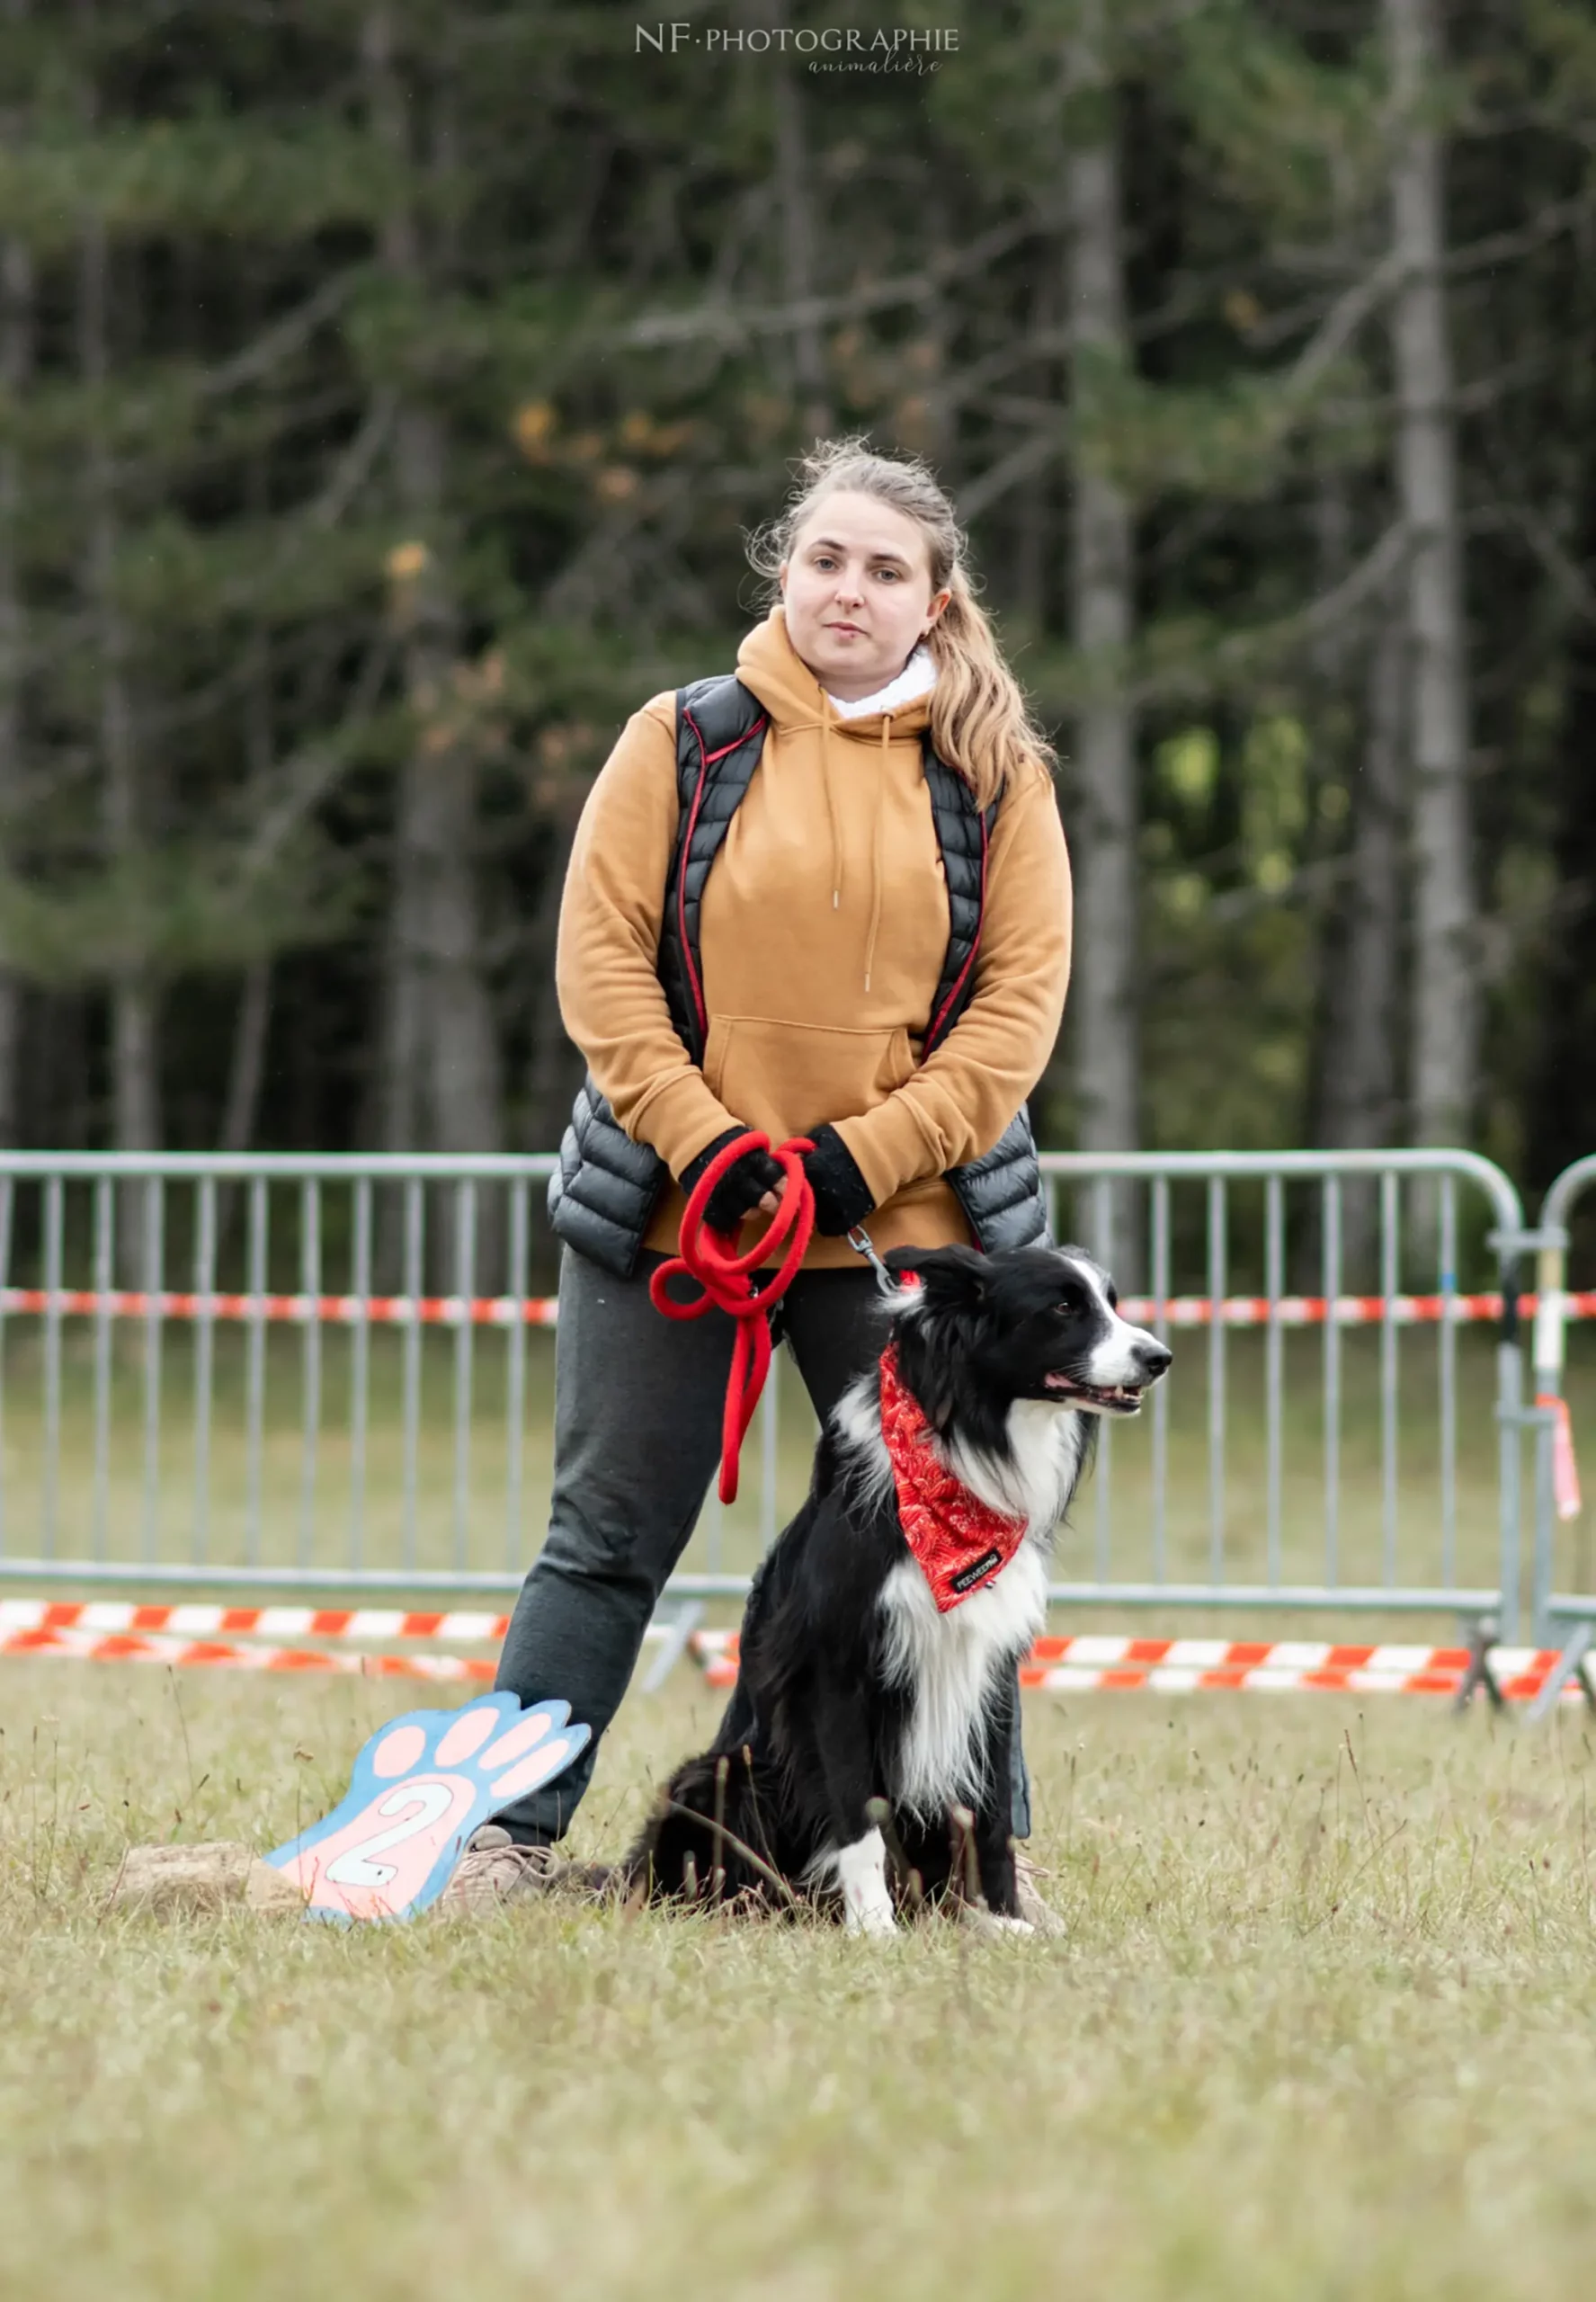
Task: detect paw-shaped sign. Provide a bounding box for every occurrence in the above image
[264,1691,589,1922]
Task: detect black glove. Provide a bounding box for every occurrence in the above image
[802,1125,876,1236]
[679,1127,785,1235]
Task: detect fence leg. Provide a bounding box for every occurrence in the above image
[1494,1277,1524,1644]
[1530,1406,1558,1646]
[1530,1225,1570,1647]
[641,1598,705,1694]
[1526,1620,1594,1726]
[1452,1618,1503,1716]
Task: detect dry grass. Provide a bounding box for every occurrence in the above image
[3,1659,1596,2300]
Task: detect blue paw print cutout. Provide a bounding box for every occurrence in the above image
[264,1691,589,1922]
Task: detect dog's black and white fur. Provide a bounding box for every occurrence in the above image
[627,1243,1172,1934]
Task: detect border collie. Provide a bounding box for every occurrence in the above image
[626,1243,1172,1934]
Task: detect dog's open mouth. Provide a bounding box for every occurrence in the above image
[1041,1372,1146,1414]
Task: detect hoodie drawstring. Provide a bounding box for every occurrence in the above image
[822,718,843,909]
[780,697,897,989]
[861,714,889,995]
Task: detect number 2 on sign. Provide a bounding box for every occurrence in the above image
[323,1780,457,1889]
[265,1692,591,1920]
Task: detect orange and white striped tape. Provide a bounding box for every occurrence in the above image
[1,1284,1592,1333]
[690,1628,1582,1701]
[1541,1393,1584,1521]
[0,1600,510,1644]
[0,1603,703,1685]
[0,1621,495,1682]
[0,1604,1581,1704]
[0,1287,559,1328]
[1120,1288,1596,1330]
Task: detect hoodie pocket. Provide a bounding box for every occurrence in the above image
[703,1015,915,1141]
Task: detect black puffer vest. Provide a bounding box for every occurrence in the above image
[548,675,1049,1278]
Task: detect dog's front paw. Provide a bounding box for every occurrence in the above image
[956,1904,1036,1940]
[834,1827,897,1938]
[845,1904,899,1941]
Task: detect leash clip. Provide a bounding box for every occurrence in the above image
[846,1223,898,1298]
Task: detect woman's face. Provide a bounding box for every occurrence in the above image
[780,490,951,701]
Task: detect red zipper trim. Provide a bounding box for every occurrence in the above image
[676,707,769,1050]
[925,805,990,1051]
[676,709,712,1048]
[701,718,765,768]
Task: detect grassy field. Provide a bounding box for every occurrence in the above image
[3,1658,1596,2300]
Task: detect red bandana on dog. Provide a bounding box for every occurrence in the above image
[877,1343,1029,1613]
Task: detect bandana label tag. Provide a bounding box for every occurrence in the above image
[949,1548,1003,1595]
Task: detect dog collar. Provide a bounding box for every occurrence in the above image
[878,1344,1029,1613]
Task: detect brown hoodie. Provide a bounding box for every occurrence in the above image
[555,604,1073,1267]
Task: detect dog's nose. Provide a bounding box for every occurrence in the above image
[1134,1338,1173,1380]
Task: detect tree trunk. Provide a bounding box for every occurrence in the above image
[1386,0,1476,1147]
[1525,450,1596,1197]
[0,218,30,1143]
[1011,257,1057,630]
[365,5,504,1284]
[767,0,830,439]
[523,816,582,1153]
[1318,594,1407,1277]
[365,7,504,1171]
[1064,11,1140,1274]
[393,742,506,1162]
[78,163,162,1238]
[379,413,505,1176]
[219,962,272,1157]
[213,959,272,1267]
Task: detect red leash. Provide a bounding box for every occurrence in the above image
[649,1133,816,1503]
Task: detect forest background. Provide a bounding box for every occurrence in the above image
[1,0,1592,1245]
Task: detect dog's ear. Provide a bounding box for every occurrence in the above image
[881,1246,926,1298]
[899,1244,991,1314]
[884,1246,930,1279]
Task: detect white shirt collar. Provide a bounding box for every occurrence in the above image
[823,644,937,720]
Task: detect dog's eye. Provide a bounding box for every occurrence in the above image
[1053,1292,1081,1316]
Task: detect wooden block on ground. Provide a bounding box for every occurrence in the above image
[108,1842,307,1916]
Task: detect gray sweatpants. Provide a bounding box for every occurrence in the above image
[492,1244,1030,1843]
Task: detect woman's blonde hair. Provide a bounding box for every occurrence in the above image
[745,435,1057,809]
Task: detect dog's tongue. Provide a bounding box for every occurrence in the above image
[1046,1373,1136,1404]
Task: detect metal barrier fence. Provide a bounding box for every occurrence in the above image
[1037,1150,1536,1633]
[1525,1155,1596,1684]
[0,1146,1547,1635]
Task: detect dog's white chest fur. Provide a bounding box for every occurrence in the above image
[836,1382,1083,1823]
[878,1542,1049,1818]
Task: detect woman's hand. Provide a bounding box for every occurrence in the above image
[679,1128,787,1235]
[801,1126,876,1237]
[681,1126,871,1233]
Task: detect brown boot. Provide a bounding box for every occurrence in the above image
[440,1825,566,1912]
[1012,1849,1066,1938]
[441,1827,621,1913]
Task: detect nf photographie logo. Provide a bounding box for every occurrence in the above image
[636,22,958,73]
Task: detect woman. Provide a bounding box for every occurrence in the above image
[448,437,1073,1910]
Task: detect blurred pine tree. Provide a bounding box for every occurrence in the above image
[0,0,1586,1198]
